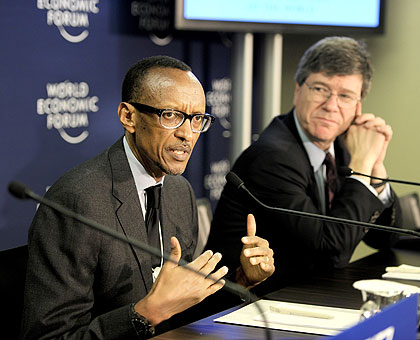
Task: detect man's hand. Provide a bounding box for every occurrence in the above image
[344,113,386,184]
[345,112,392,192]
[134,236,228,326]
[353,114,392,166]
[236,214,275,288]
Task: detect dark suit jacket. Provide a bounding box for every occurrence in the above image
[21,137,198,339]
[207,110,401,294]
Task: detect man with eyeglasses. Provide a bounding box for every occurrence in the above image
[21,56,274,339]
[207,36,402,294]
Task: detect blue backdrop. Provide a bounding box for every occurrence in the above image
[0,0,232,250]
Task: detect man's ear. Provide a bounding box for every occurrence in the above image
[118,102,135,133]
[292,83,300,107]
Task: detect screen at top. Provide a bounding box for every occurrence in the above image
[184,0,381,28]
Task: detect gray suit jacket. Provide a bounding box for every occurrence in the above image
[21,137,198,339]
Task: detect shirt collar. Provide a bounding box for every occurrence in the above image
[293,109,335,172]
[123,136,164,190]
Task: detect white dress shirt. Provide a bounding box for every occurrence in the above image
[123,136,164,281]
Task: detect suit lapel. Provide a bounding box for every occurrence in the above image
[282,111,323,210]
[108,138,154,292]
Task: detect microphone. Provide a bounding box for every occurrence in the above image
[9,181,275,339]
[9,181,276,340]
[8,181,31,199]
[7,181,253,303]
[226,172,420,238]
[338,167,420,187]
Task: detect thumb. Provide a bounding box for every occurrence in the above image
[246,214,256,237]
[355,101,362,117]
[167,236,182,268]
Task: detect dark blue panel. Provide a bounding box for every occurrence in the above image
[0,1,231,250]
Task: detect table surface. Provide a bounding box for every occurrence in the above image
[153,238,420,340]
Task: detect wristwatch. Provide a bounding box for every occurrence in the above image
[129,303,156,338]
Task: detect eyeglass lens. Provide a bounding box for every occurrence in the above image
[160,111,210,132]
[306,84,358,108]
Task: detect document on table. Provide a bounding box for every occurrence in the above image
[214,300,361,336]
[382,264,420,281]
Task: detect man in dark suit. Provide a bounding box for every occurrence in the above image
[21,56,274,339]
[207,36,401,294]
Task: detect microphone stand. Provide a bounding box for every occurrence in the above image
[8,181,273,340]
[226,172,420,238]
[339,167,420,187]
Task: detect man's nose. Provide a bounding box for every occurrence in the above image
[174,118,194,141]
[323,93,340,110]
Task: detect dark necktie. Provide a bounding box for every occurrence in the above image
[145,184,162,268]
[323,152,337,211]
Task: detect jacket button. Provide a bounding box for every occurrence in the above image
[369,211,380,223]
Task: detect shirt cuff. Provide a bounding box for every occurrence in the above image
[350,176,392,206]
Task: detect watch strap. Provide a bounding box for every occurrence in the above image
[129,303,156,338]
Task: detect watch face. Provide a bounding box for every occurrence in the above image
[130,304,155,337]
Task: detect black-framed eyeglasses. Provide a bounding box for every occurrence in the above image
[304,82,361,109]
[129,102,215,133]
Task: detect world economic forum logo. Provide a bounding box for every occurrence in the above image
[37,81,99,144]
[206,78,231,138]
[37,0,100,43]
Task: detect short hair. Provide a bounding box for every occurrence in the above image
[121,55,192,102]
[294,36,373,98]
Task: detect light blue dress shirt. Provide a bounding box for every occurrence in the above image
[293,110,391,214]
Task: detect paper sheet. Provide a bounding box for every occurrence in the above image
[214,299,361,336]
[382,272,420,281]
[382,264,420,282]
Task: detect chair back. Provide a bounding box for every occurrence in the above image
[193,198,213,259]
[399,193,420,230]
[0,245,28,339]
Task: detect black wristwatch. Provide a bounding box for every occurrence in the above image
[129,303,156,338]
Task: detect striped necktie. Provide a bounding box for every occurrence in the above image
[323,152,337,211]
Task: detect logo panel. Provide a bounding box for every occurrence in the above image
[37,81,99,144]
[37,0,100,43]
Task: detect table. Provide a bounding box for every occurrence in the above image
[154,238,420,340]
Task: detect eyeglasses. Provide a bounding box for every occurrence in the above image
[129,102,215,133]
[304,82,361,109]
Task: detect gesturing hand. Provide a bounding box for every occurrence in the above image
[134,236,228,326]
[237,214,275,288]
